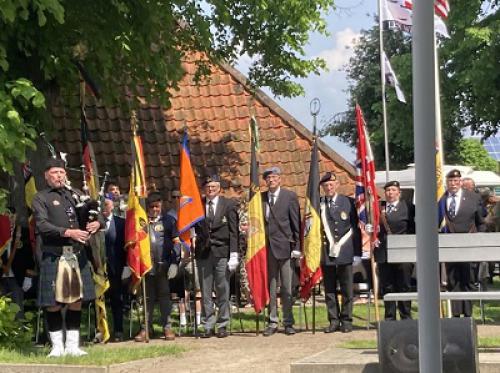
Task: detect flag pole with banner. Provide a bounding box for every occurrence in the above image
[79,71,110,343]
[245,116,269,334]
[355,104,381,322]
[177,129,205,336]
[299,98,322,334]
[125,111,152,341]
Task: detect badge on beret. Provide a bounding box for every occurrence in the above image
[154,225,164,232]
[340,211,348,220]
[53,200,60,206]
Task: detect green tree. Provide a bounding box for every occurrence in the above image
[457,138,497,171]
[322,1,499,170]
[0,0,334,183]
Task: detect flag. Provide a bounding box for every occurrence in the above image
[0,214,12,257]
[80,107,99,200]
[436,142,447,231]
[245,117,269,313]
[355,104,380,252]
[381,0,450,38]
[299,135,322,300]
[177,131,204,250]
[125,134,152,286]
[402,0,450,20]
[22,161,37,251]
[383,51,407,103]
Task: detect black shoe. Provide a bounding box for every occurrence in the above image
[324,324,340,333]
[262,326,277,337]
[340,324,352,333]
[216,327,229,338]
[284,326,296,336]
[200,330,214,338]
[113,332,124,342]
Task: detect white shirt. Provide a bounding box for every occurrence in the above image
[446,188,463,214]
[385,199,400,213]
[266,187,281,218]
[206,195,219,216]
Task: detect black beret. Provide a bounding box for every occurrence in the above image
[146,191,163,205]
[446,169,461,179]
[320,172,337,184]
[202,174,221,185]
[44,158,66,171]
[262,167,281,179]
[384,180,400,189]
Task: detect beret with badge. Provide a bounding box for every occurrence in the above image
[446,169,461,179]
[202,174,221,186]
[44,158,66,171]
[319,172,337,184]
[262,166,281,180]
[384,180,400,189]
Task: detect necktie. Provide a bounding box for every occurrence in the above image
[269,194,275,207]
[448,194,456,218]
[386,204,394,214]
[208,200,215,224]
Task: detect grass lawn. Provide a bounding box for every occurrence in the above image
[0,344,185,365]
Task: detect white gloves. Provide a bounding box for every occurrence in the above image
[121,266,132,280]
[227,252,239,272]
[167,263,179,279]
[291,250,302,259]
[22,277,33,292]
[353,256,362,266]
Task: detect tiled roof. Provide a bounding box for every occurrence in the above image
[51,58,356,204]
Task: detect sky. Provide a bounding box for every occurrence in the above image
[237,0,378,164]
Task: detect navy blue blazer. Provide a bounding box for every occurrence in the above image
[105,215,126,277]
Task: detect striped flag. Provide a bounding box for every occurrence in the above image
[125,133,152,286]
[402,0,450,19]
[436,142,447,231]
[299,135,322,300]
[80,107,99,200]
[355,104,380,251]
[177,131,204,250]
[245,117,269,313]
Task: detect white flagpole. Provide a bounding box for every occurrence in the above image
[378,0,390,182]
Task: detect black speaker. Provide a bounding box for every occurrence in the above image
[378,318,478,373]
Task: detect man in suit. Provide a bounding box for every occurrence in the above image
[261,167,301,336]
[102,199,126,342]
[134,192,176,342]
[376,180,415,320]
[319,172,361,333]
[440,169,485,317]
[195,175,238,338]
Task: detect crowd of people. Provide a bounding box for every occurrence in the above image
[1,158,499,357]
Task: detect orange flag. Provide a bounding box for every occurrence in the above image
[177,131,204,249]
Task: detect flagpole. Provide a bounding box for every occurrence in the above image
[141,275,150,343]
[378,0,390,182]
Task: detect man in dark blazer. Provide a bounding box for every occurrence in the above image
[376,180,415,321]
[195,175,239,338]
[319,172,361,333]
[440,169,485,317]
[103,199,126,342]
[261,167,301,336]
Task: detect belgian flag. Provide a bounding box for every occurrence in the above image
[245,117,269,313]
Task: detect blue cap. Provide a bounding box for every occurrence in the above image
[263,167,281,179]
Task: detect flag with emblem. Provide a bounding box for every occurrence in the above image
[245,117,269,313]
[177,131,205,250]
[125,132,152,285]
[299,134,322,300]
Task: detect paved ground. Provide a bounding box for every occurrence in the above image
[110,324,500,373]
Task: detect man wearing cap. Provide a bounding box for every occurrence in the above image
[261,167,301,336]
[440,169,485,317]
[319,172,361,333]
[195,175,238,338]
[376,180,415,320]
[134,192,176,342]
[32,158,102,357]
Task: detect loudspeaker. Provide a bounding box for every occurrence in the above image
[378,318,478,373]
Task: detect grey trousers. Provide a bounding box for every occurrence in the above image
[267,252,294,328]
[198,252,230,330]
[144,270,172,330]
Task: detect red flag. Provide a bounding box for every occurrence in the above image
[354,104,380,251]
[0,215,12,257]
[177,131,204,249]
[245,117,269,313]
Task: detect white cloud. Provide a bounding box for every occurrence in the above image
[316,28,361,70]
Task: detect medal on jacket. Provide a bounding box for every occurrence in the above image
[340,211,348,220]
[154,224,164,232]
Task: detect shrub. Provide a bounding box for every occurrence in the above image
[0,296,32,349]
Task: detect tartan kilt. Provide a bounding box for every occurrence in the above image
[37,250,96,307]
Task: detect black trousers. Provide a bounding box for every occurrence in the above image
[446,262,474,317]
[107,274,124,333]
[321,264,353,327]
[379,262,412,320]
